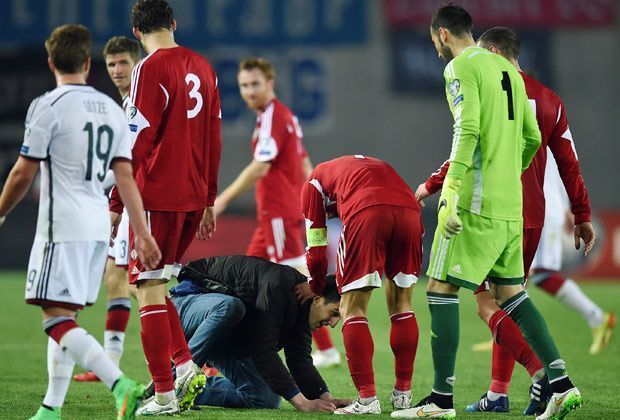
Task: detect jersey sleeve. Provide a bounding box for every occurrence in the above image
[112,107,133,162]
[108,106,133,212]
[207,74,222,207]
[20,97,58,160]
[425,159,450,194]
[521,90,542,172]
[302,176,329,294]
[445,59,479,176]
[127,59,166,174]
[548,96,591,224]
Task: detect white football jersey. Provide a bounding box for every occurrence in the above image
[21,84,132,242]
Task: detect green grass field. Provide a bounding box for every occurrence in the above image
[1,272,618,419]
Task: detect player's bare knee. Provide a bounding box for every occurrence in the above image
[427,277,459,294]
[386,280,413,315]
[340,289,372,320]
[137,280,168,306]
[490,283,523,306]
[42,306,76,320]
[475,291,498,324]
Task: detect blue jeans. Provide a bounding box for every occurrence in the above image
[171,293,281,409]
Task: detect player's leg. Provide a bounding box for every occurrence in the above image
[334,208,386,415]
[27,241,144,419]
[168,210,208,409]
[338,288,380,414]
[103,261,131,365]
[394,213,502,419]
[490,221,581,419]
[74,258,130,382]
[383,206,421,411]
[530,223,614,353]
[468,227,547,414]
[466,288,546,414]
[104,212,131,366]
[131,211,190,415]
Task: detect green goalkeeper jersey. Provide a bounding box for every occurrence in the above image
[444,46,541,221]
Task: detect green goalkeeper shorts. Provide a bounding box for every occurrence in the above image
[426,210,524,291]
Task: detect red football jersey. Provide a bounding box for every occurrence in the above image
[303,155,420,289]
[252,98,308,221]
[111,46,222,212]
[425,72,590,227]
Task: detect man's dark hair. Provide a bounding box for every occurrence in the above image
[45,24,91,74]
[103,36,141,63]
[478,27,520,60]
[322,275,340,304]
[431,3,473,38]
[131,0,174,34]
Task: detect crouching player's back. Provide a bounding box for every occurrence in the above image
[303,155,423,414]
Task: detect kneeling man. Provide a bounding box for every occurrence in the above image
[170,255,350,413]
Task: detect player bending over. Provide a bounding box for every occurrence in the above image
[303,155,423,415]
[0,24,161,420]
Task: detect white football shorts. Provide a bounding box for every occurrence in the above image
[531,220,563,272]
[26,240,107,310]
[107,208,129,266]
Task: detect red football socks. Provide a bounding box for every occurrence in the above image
[488,309,544,393]
[165,297,192,367]
[312,326,335,351]
[46,319,79,344]
[342,317,376,398]
[390,311,419,392]
[105,306,130,332]
[534,270,566,296]
[140,305,174,393]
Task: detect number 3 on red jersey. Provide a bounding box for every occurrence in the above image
[185,73,203,119]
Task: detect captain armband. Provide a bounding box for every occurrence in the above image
[306,227,328,247]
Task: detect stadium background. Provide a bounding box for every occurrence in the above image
[1,0,619,279]
[0,1,618,419]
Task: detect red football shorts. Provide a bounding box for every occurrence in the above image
[474,226,543,294]
[129,209,203,284]
[246,217,305,266]
[336,205,423,294]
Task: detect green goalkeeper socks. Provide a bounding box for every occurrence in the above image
[501,291,567,380]
[427,292,460,394]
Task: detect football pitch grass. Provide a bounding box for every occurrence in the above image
[0,272,618,419]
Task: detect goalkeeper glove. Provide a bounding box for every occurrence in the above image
[437,178,462,239]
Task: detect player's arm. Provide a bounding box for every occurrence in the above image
[0,156,40,224]
[198,72,223,241]
[437,60,480,238]
[109,62,165,213]
[548,97,594,255]
[206,75,222,207]
[302,177,329,294]
[127,61,165,176]
[417,159,450,206]
[521,92,542,172]
[111,159,161,269]
[213,159,271,216]
[302,156,313,179]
